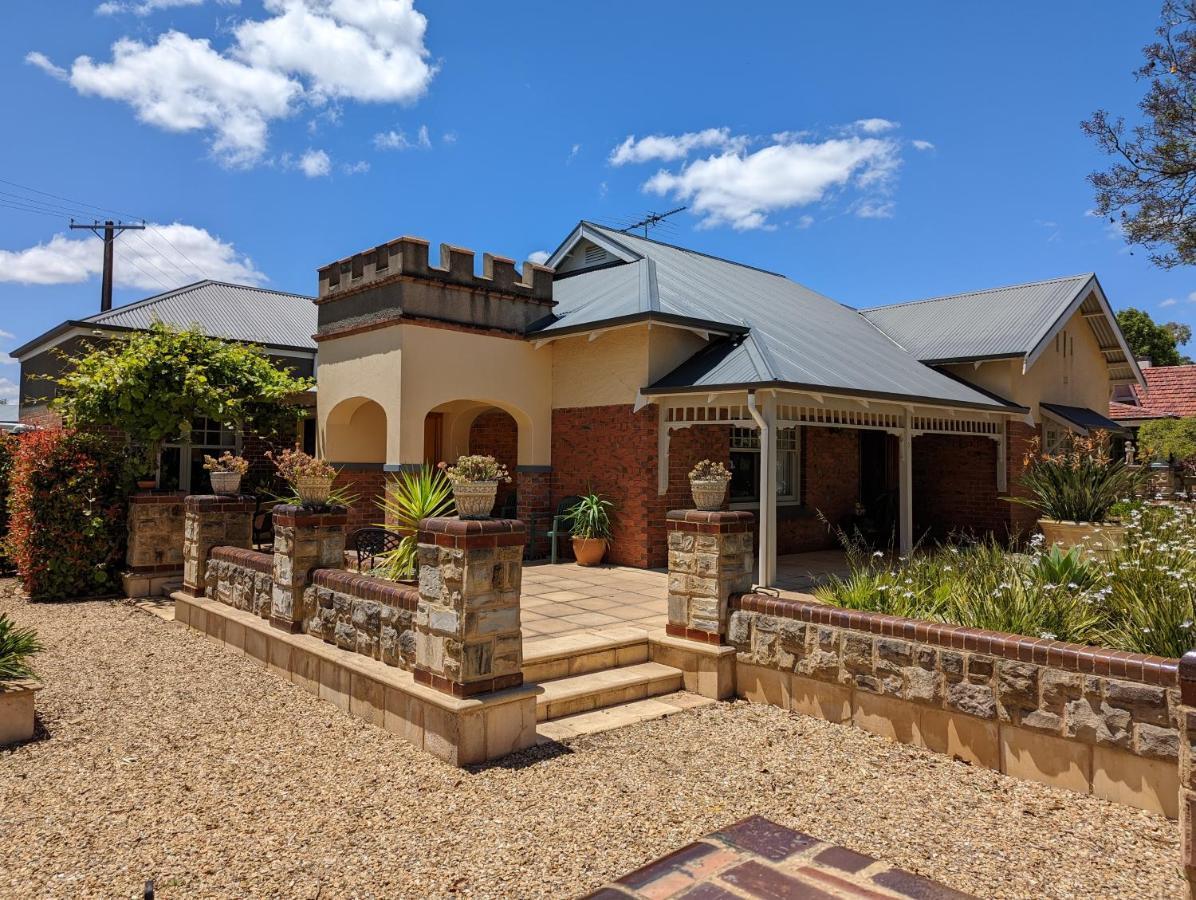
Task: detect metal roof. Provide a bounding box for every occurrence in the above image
[540,223,1017,412]
[1040,403,1127,434]
[13,280,317,357]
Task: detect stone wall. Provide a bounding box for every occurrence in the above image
[205,547,273,618]
[728,593,1181,817]
[126,492,186,572]
[666,510,753,643]
[307,569,419,669]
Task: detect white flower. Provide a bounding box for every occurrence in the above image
[1040,631,1058,640]
[1181,620,1193,630]
[872,551,884,558]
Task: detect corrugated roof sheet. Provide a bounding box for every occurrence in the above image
[81,280,316,350]
[542,224,1014,410]
[1115,365,1196,417]
[1040,403,1127,434]
[860,274,1095,362]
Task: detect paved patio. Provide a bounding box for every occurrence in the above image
[520,551,846,644]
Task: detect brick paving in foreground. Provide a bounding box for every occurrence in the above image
[586,815,972,900]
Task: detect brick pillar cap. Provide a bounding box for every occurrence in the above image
[131,490,187,503]
[1180,650,1196,705]
[419,515,526,535]
[666,509,755,524]
[184,494,257,511]
[273,504,349,526]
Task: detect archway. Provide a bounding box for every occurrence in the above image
[324,397,387,463]
[424,401,521,518]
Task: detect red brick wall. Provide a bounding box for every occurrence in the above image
[333,466,386,541]
[776,427,861,553]
[1006,420,1041,539]
[468,409,519,510]
[912,434,1005,540]
[516,470,551,557]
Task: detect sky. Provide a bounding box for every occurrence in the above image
[0,1,1192,406]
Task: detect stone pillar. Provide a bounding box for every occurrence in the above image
[1180,650,1196,897]
[124,491,186,597]
[414,517,525,697]
[666,510,754,644]
[181,495,255,596]
[270,505,348,633]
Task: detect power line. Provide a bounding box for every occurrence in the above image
[0,176,143,222]
[141,226,206,279]
[127,228,198,283]
[70,220,149,311]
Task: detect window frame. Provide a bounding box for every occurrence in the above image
[727,425,801,508]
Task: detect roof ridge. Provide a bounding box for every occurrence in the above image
[865,273,1094,312]
[582,221,786,278]
[84,280,312,325]
[202,280,314,300]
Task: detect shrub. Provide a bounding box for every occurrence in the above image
[439,455,510,484]
[1011,431,1147,522]
[0,432,15,572]
[0,613,42,682]
[563,491,614,541]
[375,466,455,579]
[203,451,249,475]
[1138,417,1196,472]
[7,428,136,599]
[689,459,731,481]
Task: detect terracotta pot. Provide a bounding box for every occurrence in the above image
[690,478,730,511]
[295,474,334,507]
[452,481,498,519]
[136,478,157,491]
[209,471,242,495]
[572,536,607,567]
[1038,518,1126,558]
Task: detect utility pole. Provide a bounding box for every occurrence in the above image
[70,219,145,312]
[619,206,687,238]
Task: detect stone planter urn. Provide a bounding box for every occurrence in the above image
[209,471,242,495]
[295,474,334,507]
[1038,518,1126,559]
[452,481,498,519]
[0,681,40,747]
[690,477,730,511]
[572,536,607,566]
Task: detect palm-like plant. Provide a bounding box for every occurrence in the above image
[1011,431,1148,522]
[375,466,455,579]
[563,491,613,541]
[0,614,42,683]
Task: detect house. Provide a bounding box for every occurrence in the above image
[315,223,1141,582]
[12,280,317,491]
[1110,363,1196,431]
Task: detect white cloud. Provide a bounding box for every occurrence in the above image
[0,222,265,291]
[373,123,431,150]
[609,128,745,166]
[1161,298,1179,308]
[643,133,902,230]
[567,143,581,163]
[342,159,370,174]
[24,52,67,81]
[0,330,14,341]
[853,118,899,134]
[0,353,15,366]
[0,378,17,404]
[912,139,935,151]
[298,148,330,177]
[97,0,238,16]
[442,131,457,144]
[32,0,436,166]
[527,250,550,265]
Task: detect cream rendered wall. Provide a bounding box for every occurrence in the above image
[317,326,403,461]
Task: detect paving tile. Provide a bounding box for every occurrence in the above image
[813,845,874,874]
[714,816,820,862]
[615,842,718,890]
[872,868,974,899]
[562,612,621,627]
[719,860,834,899]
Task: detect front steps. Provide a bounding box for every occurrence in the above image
[523,628,714,741]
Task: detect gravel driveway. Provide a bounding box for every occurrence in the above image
[0,579,1181,899]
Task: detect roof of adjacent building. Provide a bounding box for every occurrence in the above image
[540,223,1020,412]
[12,280,317,358]
[1109,365,1196,420]
[1040,402,1127,434]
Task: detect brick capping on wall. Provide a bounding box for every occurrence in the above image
[666,509,755,533]
[417,515,527,549]
[210,546,273,575]
[311,568,419,611]
[731,593,1179,688]
[184,494,257,513]
[130,491,187,505]
[272,505,349,528]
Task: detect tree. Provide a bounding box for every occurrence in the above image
[52,322,314,475]
[1117,307,1191,365]
[1083,1,1196,268]
[1138,417,1196,469]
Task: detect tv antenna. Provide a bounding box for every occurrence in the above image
[619,206,687,238]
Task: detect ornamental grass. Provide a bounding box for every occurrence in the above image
[815,504,1196,658]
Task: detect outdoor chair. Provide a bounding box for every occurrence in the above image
[533,495,582,565]
[353,527,402,572]
[252,497,278,550]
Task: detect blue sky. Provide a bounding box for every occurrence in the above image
[0,1,1191,403]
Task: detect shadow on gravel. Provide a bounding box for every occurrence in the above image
[467,739,574,773]
[1,713,52,751]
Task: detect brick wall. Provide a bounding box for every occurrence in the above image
[468,409,519,511]
[777,427,860,553]
[334,466,386,540]
[516,470,551,557]
[1006,420,1040,538]
[912,434,1007,540]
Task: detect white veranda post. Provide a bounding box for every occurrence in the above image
[898,421,913,556]
[748,392,777,587]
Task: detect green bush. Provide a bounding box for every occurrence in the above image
[7,428,136,599]
[0,613,42,682]
[1011,431,1148,523]
[374,466,454,579]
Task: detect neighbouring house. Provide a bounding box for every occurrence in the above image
[314,223,1142,582]
[1110,362,1196,434]
[12,280,317,491]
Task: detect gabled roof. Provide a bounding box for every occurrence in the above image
[861,274,1143,386]
[1111,365,1196,419]
[538,222,1021,412]
[1040,403,1127,435]
[1108,399,1174,422]
[12,280,317,358]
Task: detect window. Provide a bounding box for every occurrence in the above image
[161,416,240,492]
[728,426,800,504]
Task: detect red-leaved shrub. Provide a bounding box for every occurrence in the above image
[7,428,135,599]
[0,432,14,572]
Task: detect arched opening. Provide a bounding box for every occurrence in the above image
[324,397,387,463]
[423,401,520,517]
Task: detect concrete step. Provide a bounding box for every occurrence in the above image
[537,691,715,742]
[536,661,684,722]
[521,627,649,683]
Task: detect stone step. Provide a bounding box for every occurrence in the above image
[535,661,684,722]
[537,691,715,742]
[521,627,649,683]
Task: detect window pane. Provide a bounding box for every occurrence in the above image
[776,450,794,498]
[729,450,758,501]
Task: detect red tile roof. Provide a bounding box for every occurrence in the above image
[1109,365,1196,420]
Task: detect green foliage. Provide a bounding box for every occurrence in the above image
[1138,418,1196,471]
[1116,308,1187,366]
[52,322,313,472]
[563,491,614,541]
[6,428,137,599]
[817,507,1196,658]
[0,613,42,683]
[1012,431,1148,522]
[375,466,455,579]
[0,433,15,572]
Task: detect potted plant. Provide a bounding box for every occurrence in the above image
[1010,430,1149,556]
[689,459,732,510]
[0,613,42,747]
[203,451,249,495]
[439,455,511,519]
[376,465,455,580]
[267,448,339,507]
[563,491,613,566]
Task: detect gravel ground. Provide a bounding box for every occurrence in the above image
[0,578,1182,900]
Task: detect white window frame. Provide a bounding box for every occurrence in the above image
[161,417,241,491]
[728,425,800,507]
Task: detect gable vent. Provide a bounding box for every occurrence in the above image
[584,245,609,265]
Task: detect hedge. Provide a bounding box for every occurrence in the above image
[7,428,136,599]
[0,433,14,572]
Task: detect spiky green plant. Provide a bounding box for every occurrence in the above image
[563,491,614,541]
[0,614,42,683]
[375,466,455,579]
[1010,431,1149,522]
